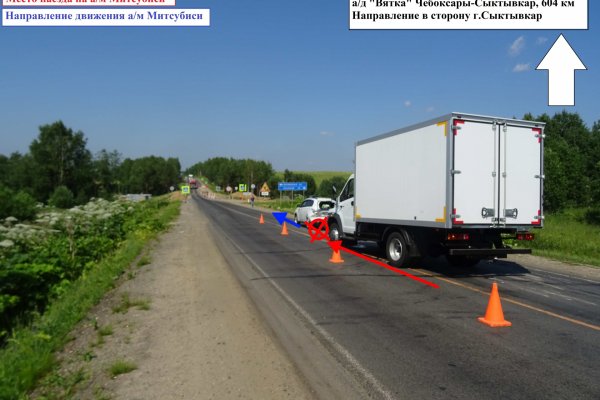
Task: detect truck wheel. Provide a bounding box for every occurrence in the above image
[446,255,480,268]
[386,232,408,267]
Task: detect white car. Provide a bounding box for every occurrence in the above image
[294,197,336,224]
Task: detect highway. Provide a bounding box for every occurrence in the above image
[193,194,600,400]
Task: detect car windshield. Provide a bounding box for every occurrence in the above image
[319,201,335,210]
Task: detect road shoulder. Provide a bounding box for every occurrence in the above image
[32,200,315,399]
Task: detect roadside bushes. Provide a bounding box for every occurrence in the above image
[0,197,169,342]
[583,207,600,226]
[0,185,37,221]
[48,185,75,209]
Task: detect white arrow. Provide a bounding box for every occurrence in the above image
[536,34,587,106]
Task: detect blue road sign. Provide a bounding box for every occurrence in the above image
[278,182,307,191]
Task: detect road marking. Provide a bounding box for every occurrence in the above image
[203,198,600,332]
[206,199,312,238]
[526,267,600,285]
[412,268,600,332]
[214,219,396,400]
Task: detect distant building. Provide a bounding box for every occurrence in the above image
[124,194,152,202]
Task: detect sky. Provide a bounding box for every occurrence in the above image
[0,1,598,172]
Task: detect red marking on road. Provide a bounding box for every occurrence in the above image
[306,217,329,243]
[327,241,439,289]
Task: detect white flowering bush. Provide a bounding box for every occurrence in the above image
[0,197,170,340]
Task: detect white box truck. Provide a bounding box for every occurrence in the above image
[328,112,544,267]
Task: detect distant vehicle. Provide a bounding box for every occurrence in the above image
[189,179,198,190]
[294,197,336,224]
[328,113,545,268]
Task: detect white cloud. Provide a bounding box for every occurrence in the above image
[425,106,435,113]
[509,36,525,56]
[536,37,548,45]
[404,100,412,107]
[513,63,531,72]
[319,131,335,136]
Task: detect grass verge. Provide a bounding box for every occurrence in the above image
[107,360,137,378]
[526,209,600,267]
[0,197,180,399]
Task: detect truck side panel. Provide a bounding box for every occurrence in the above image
[356,121,447,226]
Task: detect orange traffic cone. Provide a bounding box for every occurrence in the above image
[259,214,265,224]
[281,222,289,236]
[478,282,512,327]
[329,249,344,264]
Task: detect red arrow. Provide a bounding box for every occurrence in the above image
[327,241,439,289]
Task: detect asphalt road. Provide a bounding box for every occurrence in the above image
[193,194,600,400]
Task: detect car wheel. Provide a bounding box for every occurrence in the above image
[294,214,299,224]
[386,232,408,267]
[329,221,341,241]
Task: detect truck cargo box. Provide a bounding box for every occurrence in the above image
[354,113,544,229]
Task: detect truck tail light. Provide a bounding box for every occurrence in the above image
[447,233,469,241]
[516,233,535,241]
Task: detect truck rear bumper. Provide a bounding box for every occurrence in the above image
[448,248,532,257]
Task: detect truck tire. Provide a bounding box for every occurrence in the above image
[385,232,408,267]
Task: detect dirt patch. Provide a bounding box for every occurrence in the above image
[32,200,314,399]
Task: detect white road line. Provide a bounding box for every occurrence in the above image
[526,267,600,285]
[216,217,396,400]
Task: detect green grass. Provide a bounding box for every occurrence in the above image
[97,325,113,337]
[0,197,180,399]
[34,367,88,400]
[525,209,600,267]
[136,254,152,267]
[111,293,151,314]
[107,360,137,377]
[259,199,298,214]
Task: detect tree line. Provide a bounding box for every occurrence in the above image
[185,158,349,199]
[524,111,600,212]
[190,111,599,213]
[0,121,181,219]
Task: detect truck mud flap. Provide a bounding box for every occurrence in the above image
[448,248,532,256]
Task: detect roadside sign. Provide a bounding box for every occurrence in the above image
[251,183,256,190]
[226,186,232,193]
[215,186,222,192]
[239,184,247,192]
[181,185,190,194]
[169,186,175,192]
[260,182,270,192]
[278,182,307,191]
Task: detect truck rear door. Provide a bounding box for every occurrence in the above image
[452,117,543,227]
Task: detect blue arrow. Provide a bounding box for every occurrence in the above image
[271,212,302,228]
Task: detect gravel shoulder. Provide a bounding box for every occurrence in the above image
[35,199,315,399]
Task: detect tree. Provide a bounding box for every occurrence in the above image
[316,176,349,198]
[48,185,75,209]
[0,184,37,221]
[93,149,122,198]
[527,111,597,211]
[117,156,181,195]
[29,121,93,203]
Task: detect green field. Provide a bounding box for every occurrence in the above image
[525,209,600,267]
